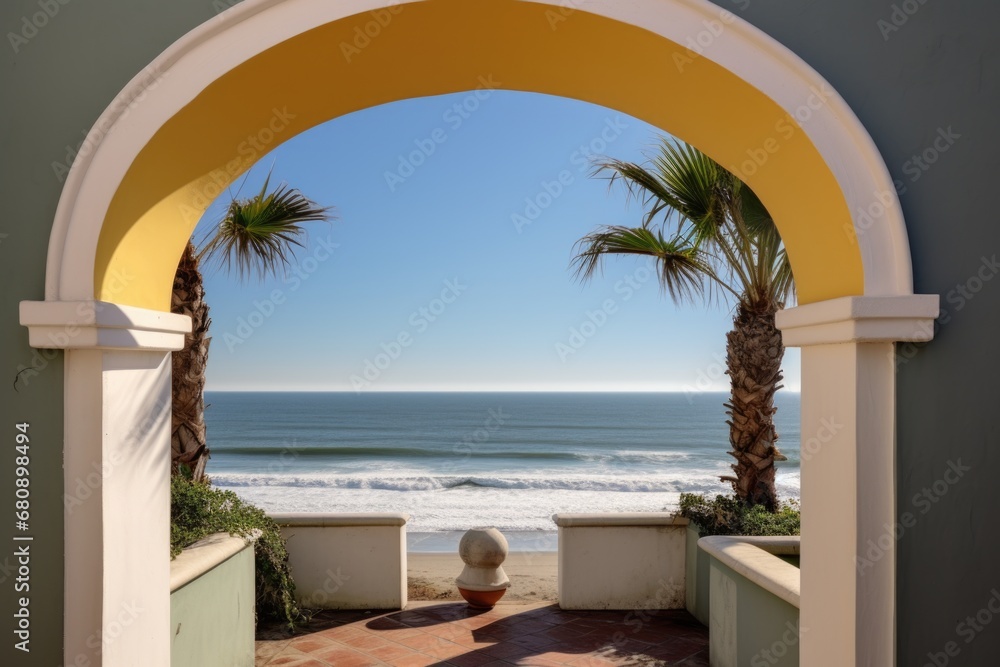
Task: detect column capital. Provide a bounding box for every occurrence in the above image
[19,300,190,351]
[776,295,940,347]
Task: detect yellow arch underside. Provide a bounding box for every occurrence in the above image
[96,0,864,309]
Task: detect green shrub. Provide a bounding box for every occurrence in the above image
[170,474,302,629]
[678,492,800,537]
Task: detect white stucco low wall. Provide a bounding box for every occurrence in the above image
[270,512,409,610]
[552,513,688,610]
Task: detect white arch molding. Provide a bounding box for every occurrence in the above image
[44,0,915,303]
[17,1,939,665]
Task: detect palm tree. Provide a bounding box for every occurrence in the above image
[572,139,794,511]
[171,175,334,481]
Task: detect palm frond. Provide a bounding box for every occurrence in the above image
[647,138,721,227]
[576,136,795,311]
[593,158,688,226]
[200,175,334,282]
[595,140,733,246]
[735,181,775,237]
[771,248,796,306]
[571,225,722,304]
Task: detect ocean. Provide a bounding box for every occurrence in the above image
[205,392,801,550]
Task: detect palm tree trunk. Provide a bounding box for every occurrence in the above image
[721,300,784,511]
[171,241,212,481]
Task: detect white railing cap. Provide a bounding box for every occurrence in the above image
[169,533,251,592]
[698,535,801,608]
[552,512,688,528]
[270,512,410,527]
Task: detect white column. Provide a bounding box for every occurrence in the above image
[20,301,190,667]
[777,295,938,667]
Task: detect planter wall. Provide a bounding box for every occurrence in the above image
[170,534,255,667]
[271,513,409,609]
[685,523,711,626]
[699,536,801,667]
[552,513,688,610]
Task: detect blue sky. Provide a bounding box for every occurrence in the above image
[196,90,800,392]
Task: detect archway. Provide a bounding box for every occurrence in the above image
[18,0,938,664]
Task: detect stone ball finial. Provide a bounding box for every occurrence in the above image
[456,527,511,608]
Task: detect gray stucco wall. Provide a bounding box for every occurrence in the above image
[1,1,997,664]
[723,3,1000,664]
[1,3,222,664]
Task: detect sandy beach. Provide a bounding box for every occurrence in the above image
[408,551,558,602]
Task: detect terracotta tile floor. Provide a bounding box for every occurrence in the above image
[256,602,709,666]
